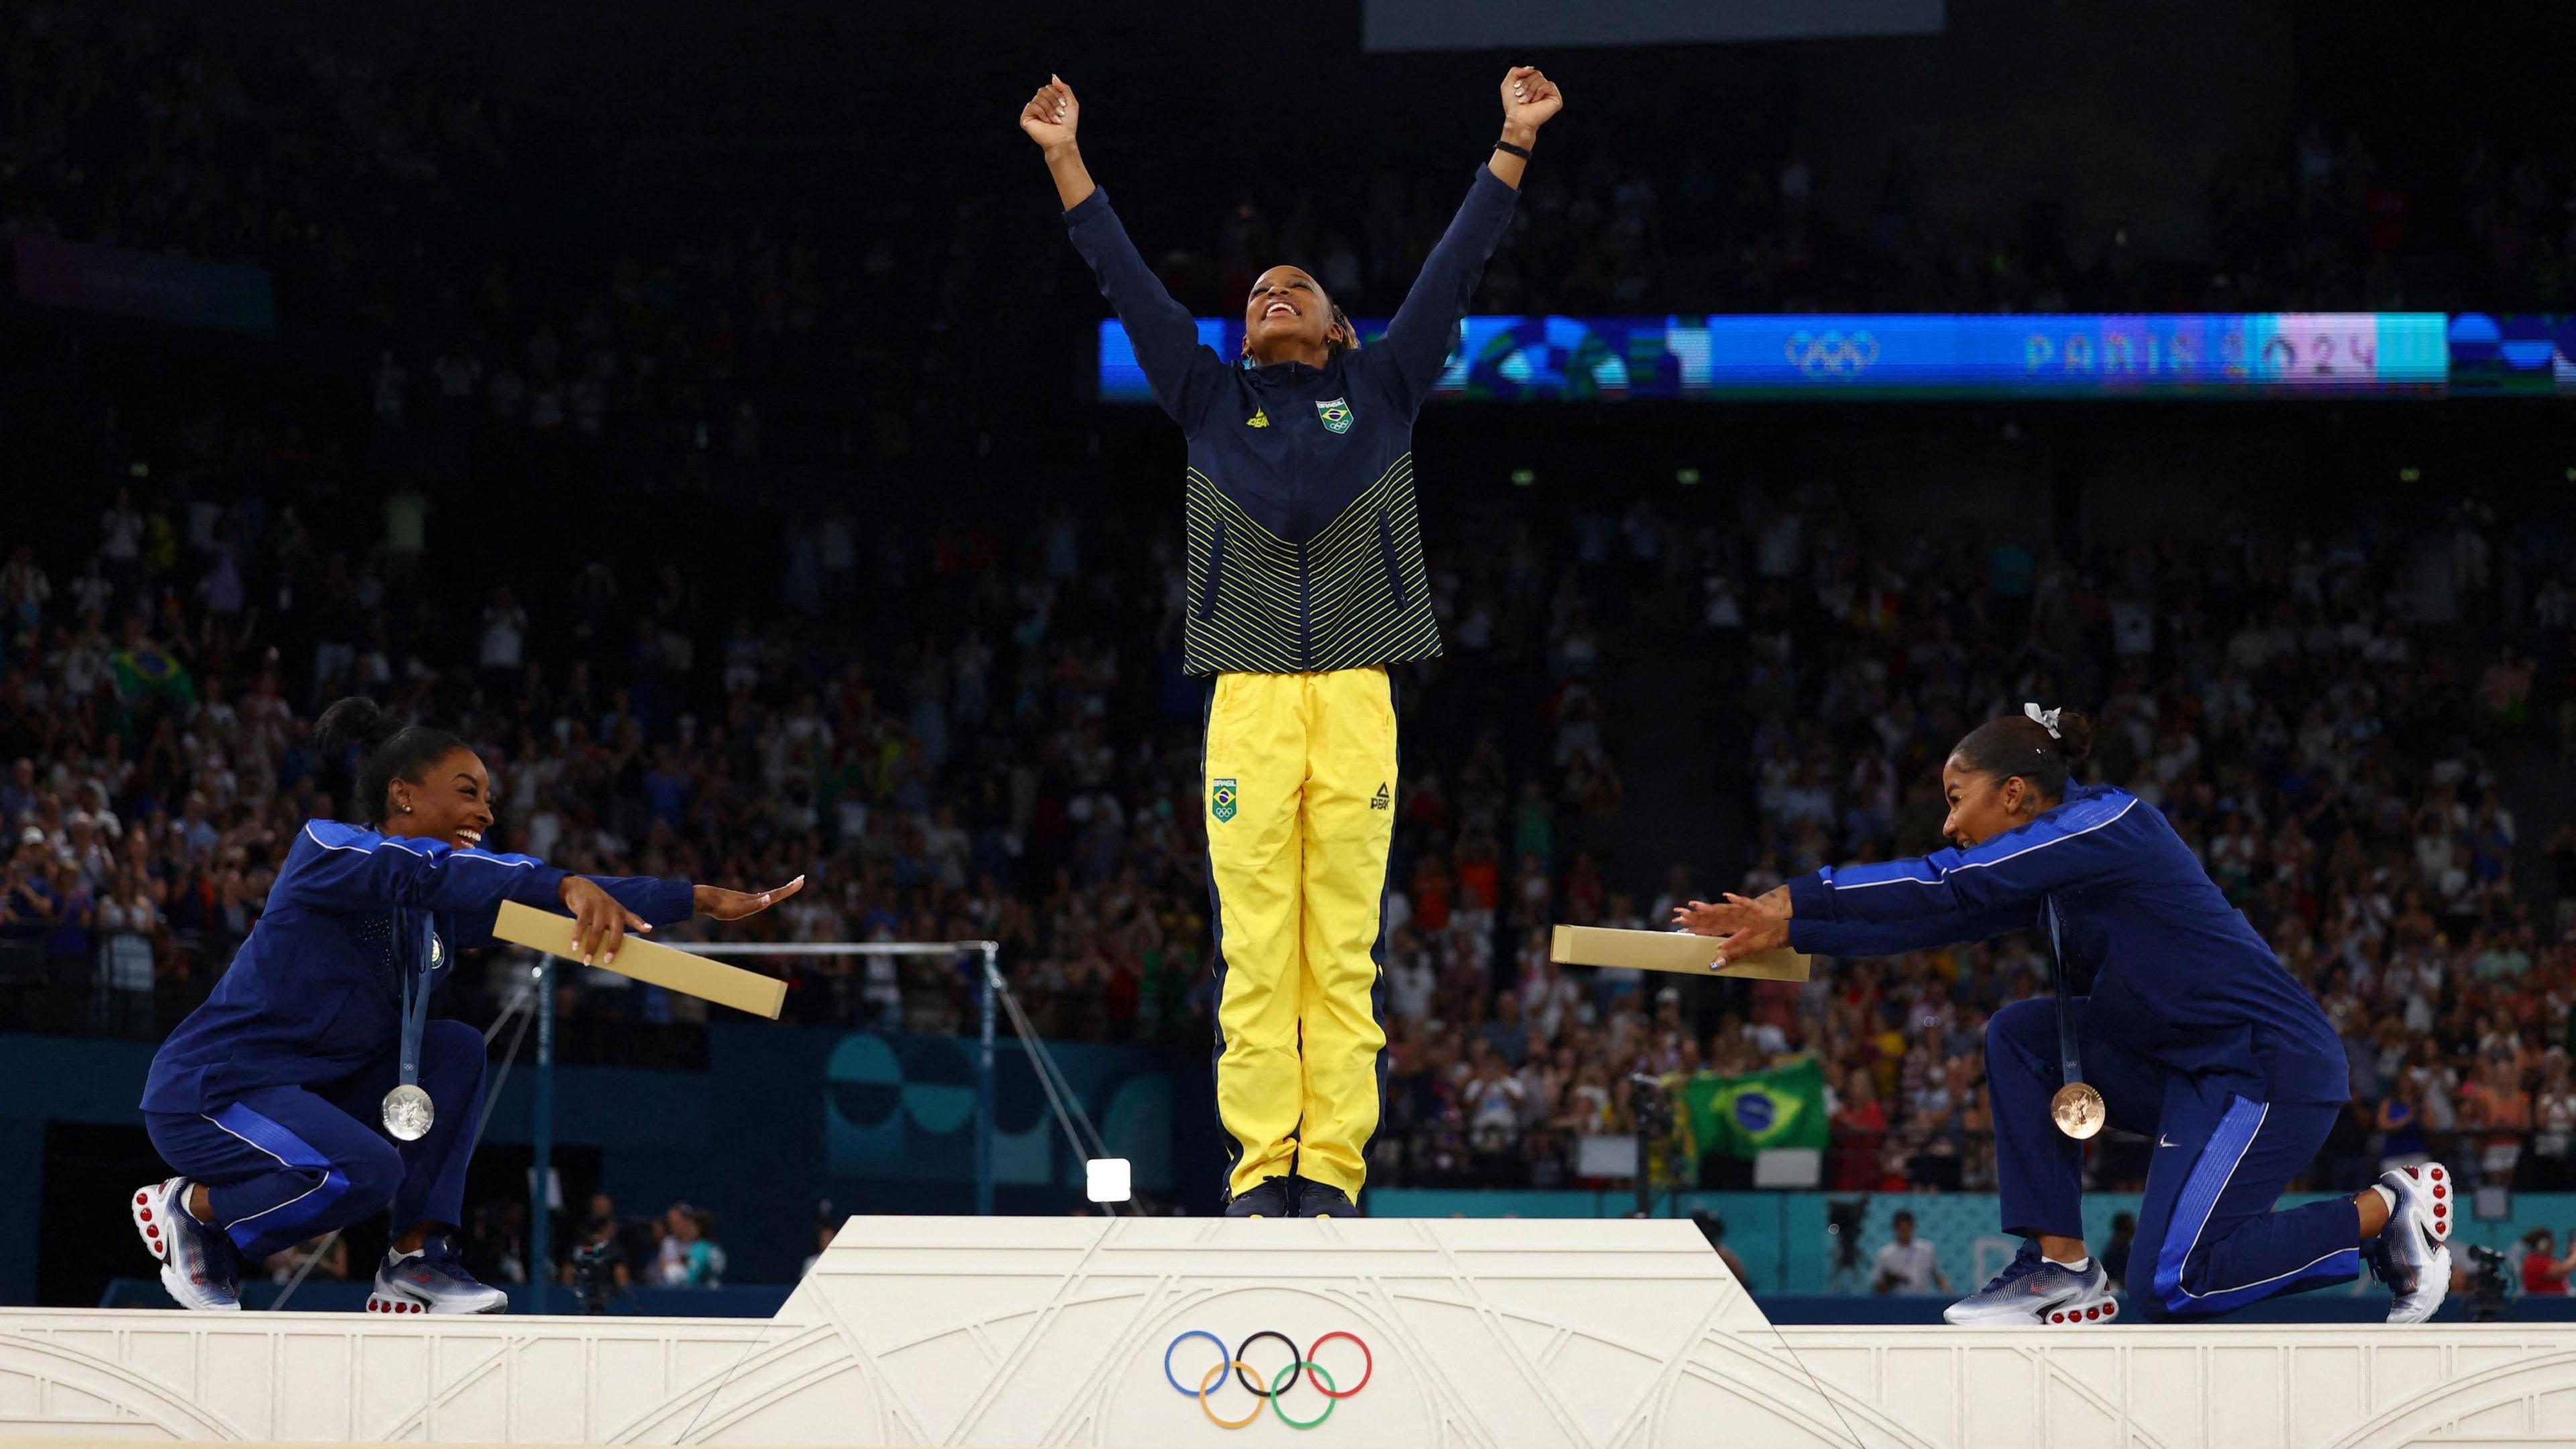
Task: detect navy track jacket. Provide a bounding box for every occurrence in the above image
[1786,783,2347,1104]
[1065,169,1518,677]
[142,820,694,1114]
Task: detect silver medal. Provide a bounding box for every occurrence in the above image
[382,1083,435,1142]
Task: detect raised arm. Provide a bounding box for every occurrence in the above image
[1022,75,1226,433]
[1375,66,1563,412]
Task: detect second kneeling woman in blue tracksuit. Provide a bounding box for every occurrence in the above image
[132,698,800,1313]
[1678,706,2453,1326]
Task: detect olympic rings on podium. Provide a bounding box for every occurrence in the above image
[1268,1359,1337,1429]
[1165,1330,1375,1428]
[1230,1330,1301,1397]
[1305,1330,1373,1396]
[1195,1362,1265,1430]
[1163,1331,1228,1397]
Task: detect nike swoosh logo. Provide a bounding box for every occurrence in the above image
[2157,1135,2178,1148]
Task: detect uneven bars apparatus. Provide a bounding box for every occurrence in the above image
[669,937,1016,1222]
[492,905,1106,1301]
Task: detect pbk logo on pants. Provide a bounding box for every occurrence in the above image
[1211,779,1238,822]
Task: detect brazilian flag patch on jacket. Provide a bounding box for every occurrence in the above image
[1315,398,1352,434]
[1211,778,1238,822]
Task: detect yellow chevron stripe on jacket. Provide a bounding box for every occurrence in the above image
[1182,456,1442,677]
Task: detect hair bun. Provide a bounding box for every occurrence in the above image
[313,696,393,759]
[2051,708,2095,766]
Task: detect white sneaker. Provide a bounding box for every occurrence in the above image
[1942,1240,2121,1327]
[2371,1161,2453,1325]
[131,1177,241,1311]
[368,1240,510,1314]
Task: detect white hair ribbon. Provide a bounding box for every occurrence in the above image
[2023,702,2062,740]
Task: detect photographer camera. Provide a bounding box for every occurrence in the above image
[1629,1073,1678,1218]
[2465,1244,2511,1323]
[568,1215,634,1316]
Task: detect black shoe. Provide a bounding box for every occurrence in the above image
[1224,1177,1294,1218]
[1295,1182,1356,1218]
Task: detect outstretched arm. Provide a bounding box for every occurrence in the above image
[1675,883,2036,963]
[1023,75,1225,433]
[464,874,808,965]
[1673,794,2141,962]
[1376,67,1564,411]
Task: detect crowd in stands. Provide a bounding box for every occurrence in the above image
[1377,488,2576,1196]
[10,443,2576,1206]
[9,9,2576,1260]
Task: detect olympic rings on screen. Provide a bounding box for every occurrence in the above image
[1231,1330,1301,1397]
[1164,1329,1376,1428]
[1196,1361,1266,1430]
[1784,329,1880,378]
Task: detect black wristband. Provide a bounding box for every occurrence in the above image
[1492,140,1532,161]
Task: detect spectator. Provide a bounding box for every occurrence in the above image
[1872,1211,1951,1295]
[2521,1228,2573,1296]
[655,1203,724,1287]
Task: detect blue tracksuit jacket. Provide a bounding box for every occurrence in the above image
[142,820,694,1114]
[1786,783,2347,1105]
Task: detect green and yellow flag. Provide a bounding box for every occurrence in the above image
[1682,1058,1829,1161]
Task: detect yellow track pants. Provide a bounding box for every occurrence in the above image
[1203,667,1396,1201]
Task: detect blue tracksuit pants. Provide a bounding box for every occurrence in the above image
[143,1019,487,1263]
[1987,997,2360,1322]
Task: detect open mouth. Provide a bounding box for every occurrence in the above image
[456,828,484,849]
[1264,301,1297,319]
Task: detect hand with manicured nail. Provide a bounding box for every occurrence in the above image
[559,876,653,966]
[1018,74,1079,154]
[693,875,806,922]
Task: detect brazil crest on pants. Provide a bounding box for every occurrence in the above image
[1210,778,1238,822]
[1315,398,1353,434]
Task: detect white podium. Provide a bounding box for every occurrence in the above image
[6,1216,2576,1446]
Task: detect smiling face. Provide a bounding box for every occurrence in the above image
[1242,266,1344,364]
[1939,754,2053,850]
[385,745,496,851]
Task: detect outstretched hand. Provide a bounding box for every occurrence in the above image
[694,875,805,922]
[1670,889,1791,965]
[1019,74,1079,152]
[1501,66,1564,132]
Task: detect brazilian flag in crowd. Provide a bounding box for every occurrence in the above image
[1682,1058,1829,1161]
[111,641,195,709]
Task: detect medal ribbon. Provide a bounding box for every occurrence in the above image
[396,908,437,1089]
[2045,896,2084,1089]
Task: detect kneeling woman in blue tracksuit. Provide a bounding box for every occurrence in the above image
[1678,706,2453,1326]
[133,698,799,1313]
